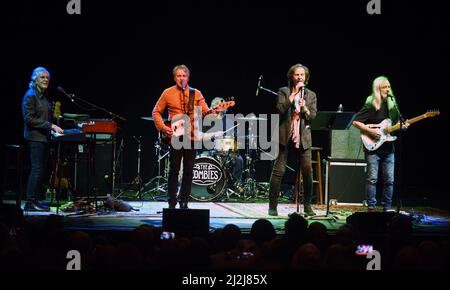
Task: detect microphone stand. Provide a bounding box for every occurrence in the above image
[295,88,305,214]
[68,93,127,122]
[258,86,278,96]
[65,92,127,209]
[390,95,405,213]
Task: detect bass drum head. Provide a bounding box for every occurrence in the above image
[190,156,226,201]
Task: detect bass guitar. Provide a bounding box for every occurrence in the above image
[161,99,235,144]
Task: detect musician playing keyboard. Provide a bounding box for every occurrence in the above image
[22,67,63,212]
[352,76,409,213]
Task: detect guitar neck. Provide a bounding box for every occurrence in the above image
[386,114,429,133]
[202,106,226,117]
[202,109,214,118]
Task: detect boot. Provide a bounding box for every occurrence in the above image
[179,201,189,209]
[268,208,278,216]
[268,196,278,216]
[179,196,189,209]
[24,200,50,212]
[304,203,316,216]
[168,196,177,209]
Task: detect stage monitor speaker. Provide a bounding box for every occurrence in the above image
[331,126,364,160]
[326,160,366,204]
[0,204,24,228]
[163,208,210,237]
[347,211,398,233]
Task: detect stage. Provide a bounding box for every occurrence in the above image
[18,200,450,237]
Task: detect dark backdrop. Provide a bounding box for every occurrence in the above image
[2,0,448,208]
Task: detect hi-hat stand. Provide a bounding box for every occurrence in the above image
[242,149,257,199]
[142,133,169,199]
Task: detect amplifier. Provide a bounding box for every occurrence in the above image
[325,160,367,204]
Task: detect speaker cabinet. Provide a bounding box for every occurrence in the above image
[73,140,113,196]
[0,204,24,228]
[331,126,364,160]
[347,212,397,233]
[326,160,367,204]
[163,208,210,237]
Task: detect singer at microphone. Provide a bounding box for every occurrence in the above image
[267,63,317,217]
[152,64,210,210]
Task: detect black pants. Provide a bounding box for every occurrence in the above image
[269,142,313,210]
[168,145,196,205]
[26,141,49,201]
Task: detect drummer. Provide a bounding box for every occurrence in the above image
[201,97,244,191]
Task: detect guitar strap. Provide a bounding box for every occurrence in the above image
[188,87,195,114]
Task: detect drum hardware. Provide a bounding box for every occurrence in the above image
[142,131,170,199]
[235,116,268,121]
[221,152,244,200]
[140,116,168,122]
[214,136,237,154]
[211,146,246,200]
[127,136,144,199]
[240,131,259,198]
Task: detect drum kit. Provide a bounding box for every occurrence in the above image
[139,115,269,201]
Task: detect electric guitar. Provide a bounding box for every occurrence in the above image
[361,110,440,151]
[49,101,69,191]
[161,98,236,144]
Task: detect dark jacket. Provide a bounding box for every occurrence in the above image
[22,88,52,142]
[276,86,317,149]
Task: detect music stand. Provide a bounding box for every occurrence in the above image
[310,111,356,219]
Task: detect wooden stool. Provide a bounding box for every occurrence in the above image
[294,146,324,205]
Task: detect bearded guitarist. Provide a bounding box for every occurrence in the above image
[152,65,211,209]
[352,76,410,213]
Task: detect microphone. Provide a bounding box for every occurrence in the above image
[57,86,74,102]
[300,86,305,99]
[256,75,263,96]
[181,80,186,90]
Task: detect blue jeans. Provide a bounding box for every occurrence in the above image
[365,151,395,209]
[26,141,49,201]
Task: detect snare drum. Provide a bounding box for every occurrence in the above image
[190,156,227,201]
[214,136,237,153]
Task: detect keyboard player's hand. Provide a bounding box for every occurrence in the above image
[51,124,64,134]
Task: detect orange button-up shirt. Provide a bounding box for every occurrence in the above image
[152,85,209,136]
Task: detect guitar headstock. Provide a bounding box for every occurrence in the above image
[425,110,440,118]
[53,101,62,119]
[212,97,236,112]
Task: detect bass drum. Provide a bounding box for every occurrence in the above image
[190,156,227,201]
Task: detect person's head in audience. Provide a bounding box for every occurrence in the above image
[250,219,276,246]
[284,212,308,242]
[291,243,322,270]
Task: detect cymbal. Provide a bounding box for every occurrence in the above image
[235,116,268,121]
[141,116,168,122]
